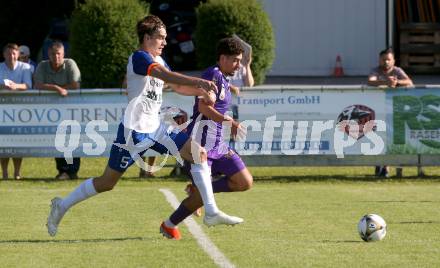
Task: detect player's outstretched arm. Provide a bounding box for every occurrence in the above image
[197,94,238,125]
[169,83,216,106]
[198,94,226,123]
[198,98,244,139]
[150,65,217,93]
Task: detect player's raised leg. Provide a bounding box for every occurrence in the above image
[47,166,123,237]
[47,124,136,237]
[211,152,253,193]
[177,138,243,226]
[161,151,249,239]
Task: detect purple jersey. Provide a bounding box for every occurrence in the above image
[187,65,232,159]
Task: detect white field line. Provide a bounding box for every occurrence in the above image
[159,188,235,268]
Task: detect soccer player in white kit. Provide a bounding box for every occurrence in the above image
[46,15,242,237]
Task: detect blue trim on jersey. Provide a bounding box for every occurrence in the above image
[132,51,155,76]
[108,123,189,173]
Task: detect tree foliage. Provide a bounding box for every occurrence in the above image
[70,0,148,88]
[196,0,275,84]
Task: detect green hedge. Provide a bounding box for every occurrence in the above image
[70,0,148,88]
[195,0,275,85]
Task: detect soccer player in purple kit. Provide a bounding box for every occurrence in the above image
[160,37,253,240]
[46,16,243,237]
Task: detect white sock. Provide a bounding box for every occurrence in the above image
[190,162,219,216]
[60,178,98,211]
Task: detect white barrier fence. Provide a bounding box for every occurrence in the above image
[1,86,439,168]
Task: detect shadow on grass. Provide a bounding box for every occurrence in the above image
[363,200,440,203]
[0,236,151,244]
[3,174,440,183]
[0,176,189,183]
[320,240,362,243]
[253,174,440,183]
[389,220,440,224]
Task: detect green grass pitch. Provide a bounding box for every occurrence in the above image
[1,158,440,267]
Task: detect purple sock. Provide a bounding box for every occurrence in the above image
[169,203,193,225]
[212,176,231,193]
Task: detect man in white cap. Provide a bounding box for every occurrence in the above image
[18,45,37,73]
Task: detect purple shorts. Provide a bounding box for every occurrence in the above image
[185,150,246,180]
[208,151,246,178]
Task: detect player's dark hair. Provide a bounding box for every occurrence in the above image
[216,37,244,60]
[136,15,166,44]
[379,47,394,57]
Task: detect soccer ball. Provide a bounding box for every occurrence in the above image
[357,214,387,242]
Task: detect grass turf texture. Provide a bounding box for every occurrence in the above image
[1,158,440,267]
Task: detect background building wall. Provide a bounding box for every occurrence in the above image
[262,0,386,76]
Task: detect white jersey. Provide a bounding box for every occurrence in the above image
[124,50,170,133]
